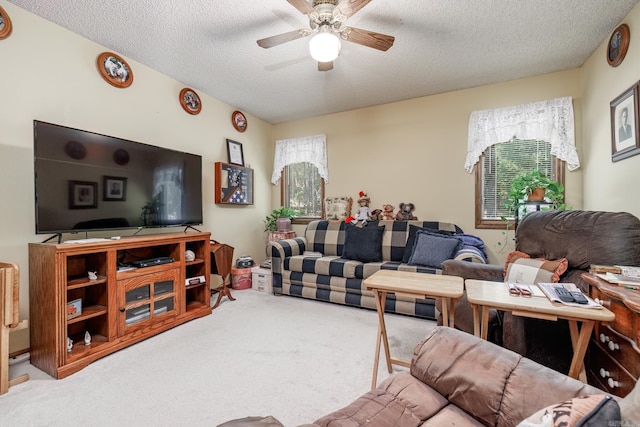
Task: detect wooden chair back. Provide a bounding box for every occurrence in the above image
[0,262,19,328]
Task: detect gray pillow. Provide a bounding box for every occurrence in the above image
[402,224,455,263]
[408,230,463,268]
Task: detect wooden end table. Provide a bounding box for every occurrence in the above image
[210,241,236,309]
[465,279,615,381]
[364,270,464,389]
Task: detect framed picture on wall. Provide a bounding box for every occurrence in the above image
[610,83,640,162]
[226,139,245,166]
[103,176,127,201]
[69,181,98,209]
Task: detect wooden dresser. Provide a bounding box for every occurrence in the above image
[582,273,639,397]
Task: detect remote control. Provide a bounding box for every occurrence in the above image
[570,291,589,304]
[554,286,575,303]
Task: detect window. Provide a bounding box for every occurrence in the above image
[282,162,325,223]
[475,139,564,229]
[272,134,328,223]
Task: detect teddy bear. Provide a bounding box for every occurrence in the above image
[381,204,395,221]
[395,202,417,220]
[369,208,382,221]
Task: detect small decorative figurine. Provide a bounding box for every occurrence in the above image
[88,271,97,280]
[185,250,196,262]
[354,191,371,225]
[67,337,73,353]
[346,191,372,226]
[84,331,91,346]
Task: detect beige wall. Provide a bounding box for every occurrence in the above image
[0,1,273,351]
[272,70,584,264]
[581,5,640,214]
[3,0,639,353]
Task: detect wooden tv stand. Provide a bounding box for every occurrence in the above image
[29,232,212,379]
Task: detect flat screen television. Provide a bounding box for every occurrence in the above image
[33,120,203,235]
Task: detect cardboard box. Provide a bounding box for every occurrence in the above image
[251,267,272,293]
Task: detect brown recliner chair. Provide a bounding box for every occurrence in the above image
[440,210,640,373]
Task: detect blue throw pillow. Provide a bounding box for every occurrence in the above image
[402,225,455,263]
[341,224,385,263]
[408,230,463,268]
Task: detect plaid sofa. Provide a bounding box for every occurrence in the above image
[269,220,486,320]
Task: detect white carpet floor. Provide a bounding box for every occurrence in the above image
[3,289,436,427]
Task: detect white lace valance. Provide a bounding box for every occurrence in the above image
[465,97,580,173]
[271,134,329,184]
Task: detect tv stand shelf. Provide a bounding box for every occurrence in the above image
[29,232,211,379]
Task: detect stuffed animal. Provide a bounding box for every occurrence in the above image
[381,204,395,221]
[369,209,382,221]
[395,202,417,220]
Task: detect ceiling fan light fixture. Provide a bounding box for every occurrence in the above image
[309,32,341,62]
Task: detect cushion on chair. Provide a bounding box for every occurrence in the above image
[504,250,568,284]
[517,395,620,427]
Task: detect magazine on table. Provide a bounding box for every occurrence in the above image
[538,283,603,309]
[596,272,640,288]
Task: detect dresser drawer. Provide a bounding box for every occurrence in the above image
[587,339,636,397]
[594,323,640,379]
[591,288,640,344]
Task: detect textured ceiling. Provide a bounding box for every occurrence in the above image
[8,0,639,124]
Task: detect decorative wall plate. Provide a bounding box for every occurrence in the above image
[607,24,630,67]
[96,52,134,88]
[232,110,247,132]
[179,88,202,115]
[65,141,87,160]
[113,148,130,165]
[0,5,13,40]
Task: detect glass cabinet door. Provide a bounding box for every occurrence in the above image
[118,269,178,334]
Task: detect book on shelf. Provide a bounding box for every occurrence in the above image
[537,283,603,309]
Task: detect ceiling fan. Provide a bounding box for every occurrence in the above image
[257,0,395,71]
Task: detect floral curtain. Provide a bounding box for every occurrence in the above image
[271,134,328,184]
[465,97,580,173]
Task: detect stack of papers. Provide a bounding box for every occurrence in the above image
[596,272,640,287]
[538,283,603,309]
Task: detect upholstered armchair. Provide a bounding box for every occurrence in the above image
[440,210,640,373]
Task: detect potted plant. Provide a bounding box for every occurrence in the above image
[505,170,566,215]
[263,206,297,232]
[497,170,567,253]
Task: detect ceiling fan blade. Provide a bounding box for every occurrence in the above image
[336,0,371,18]
[318,61,334,71]
[257,29,308,48]
[287,0,315,15]
[342,27,395,51]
